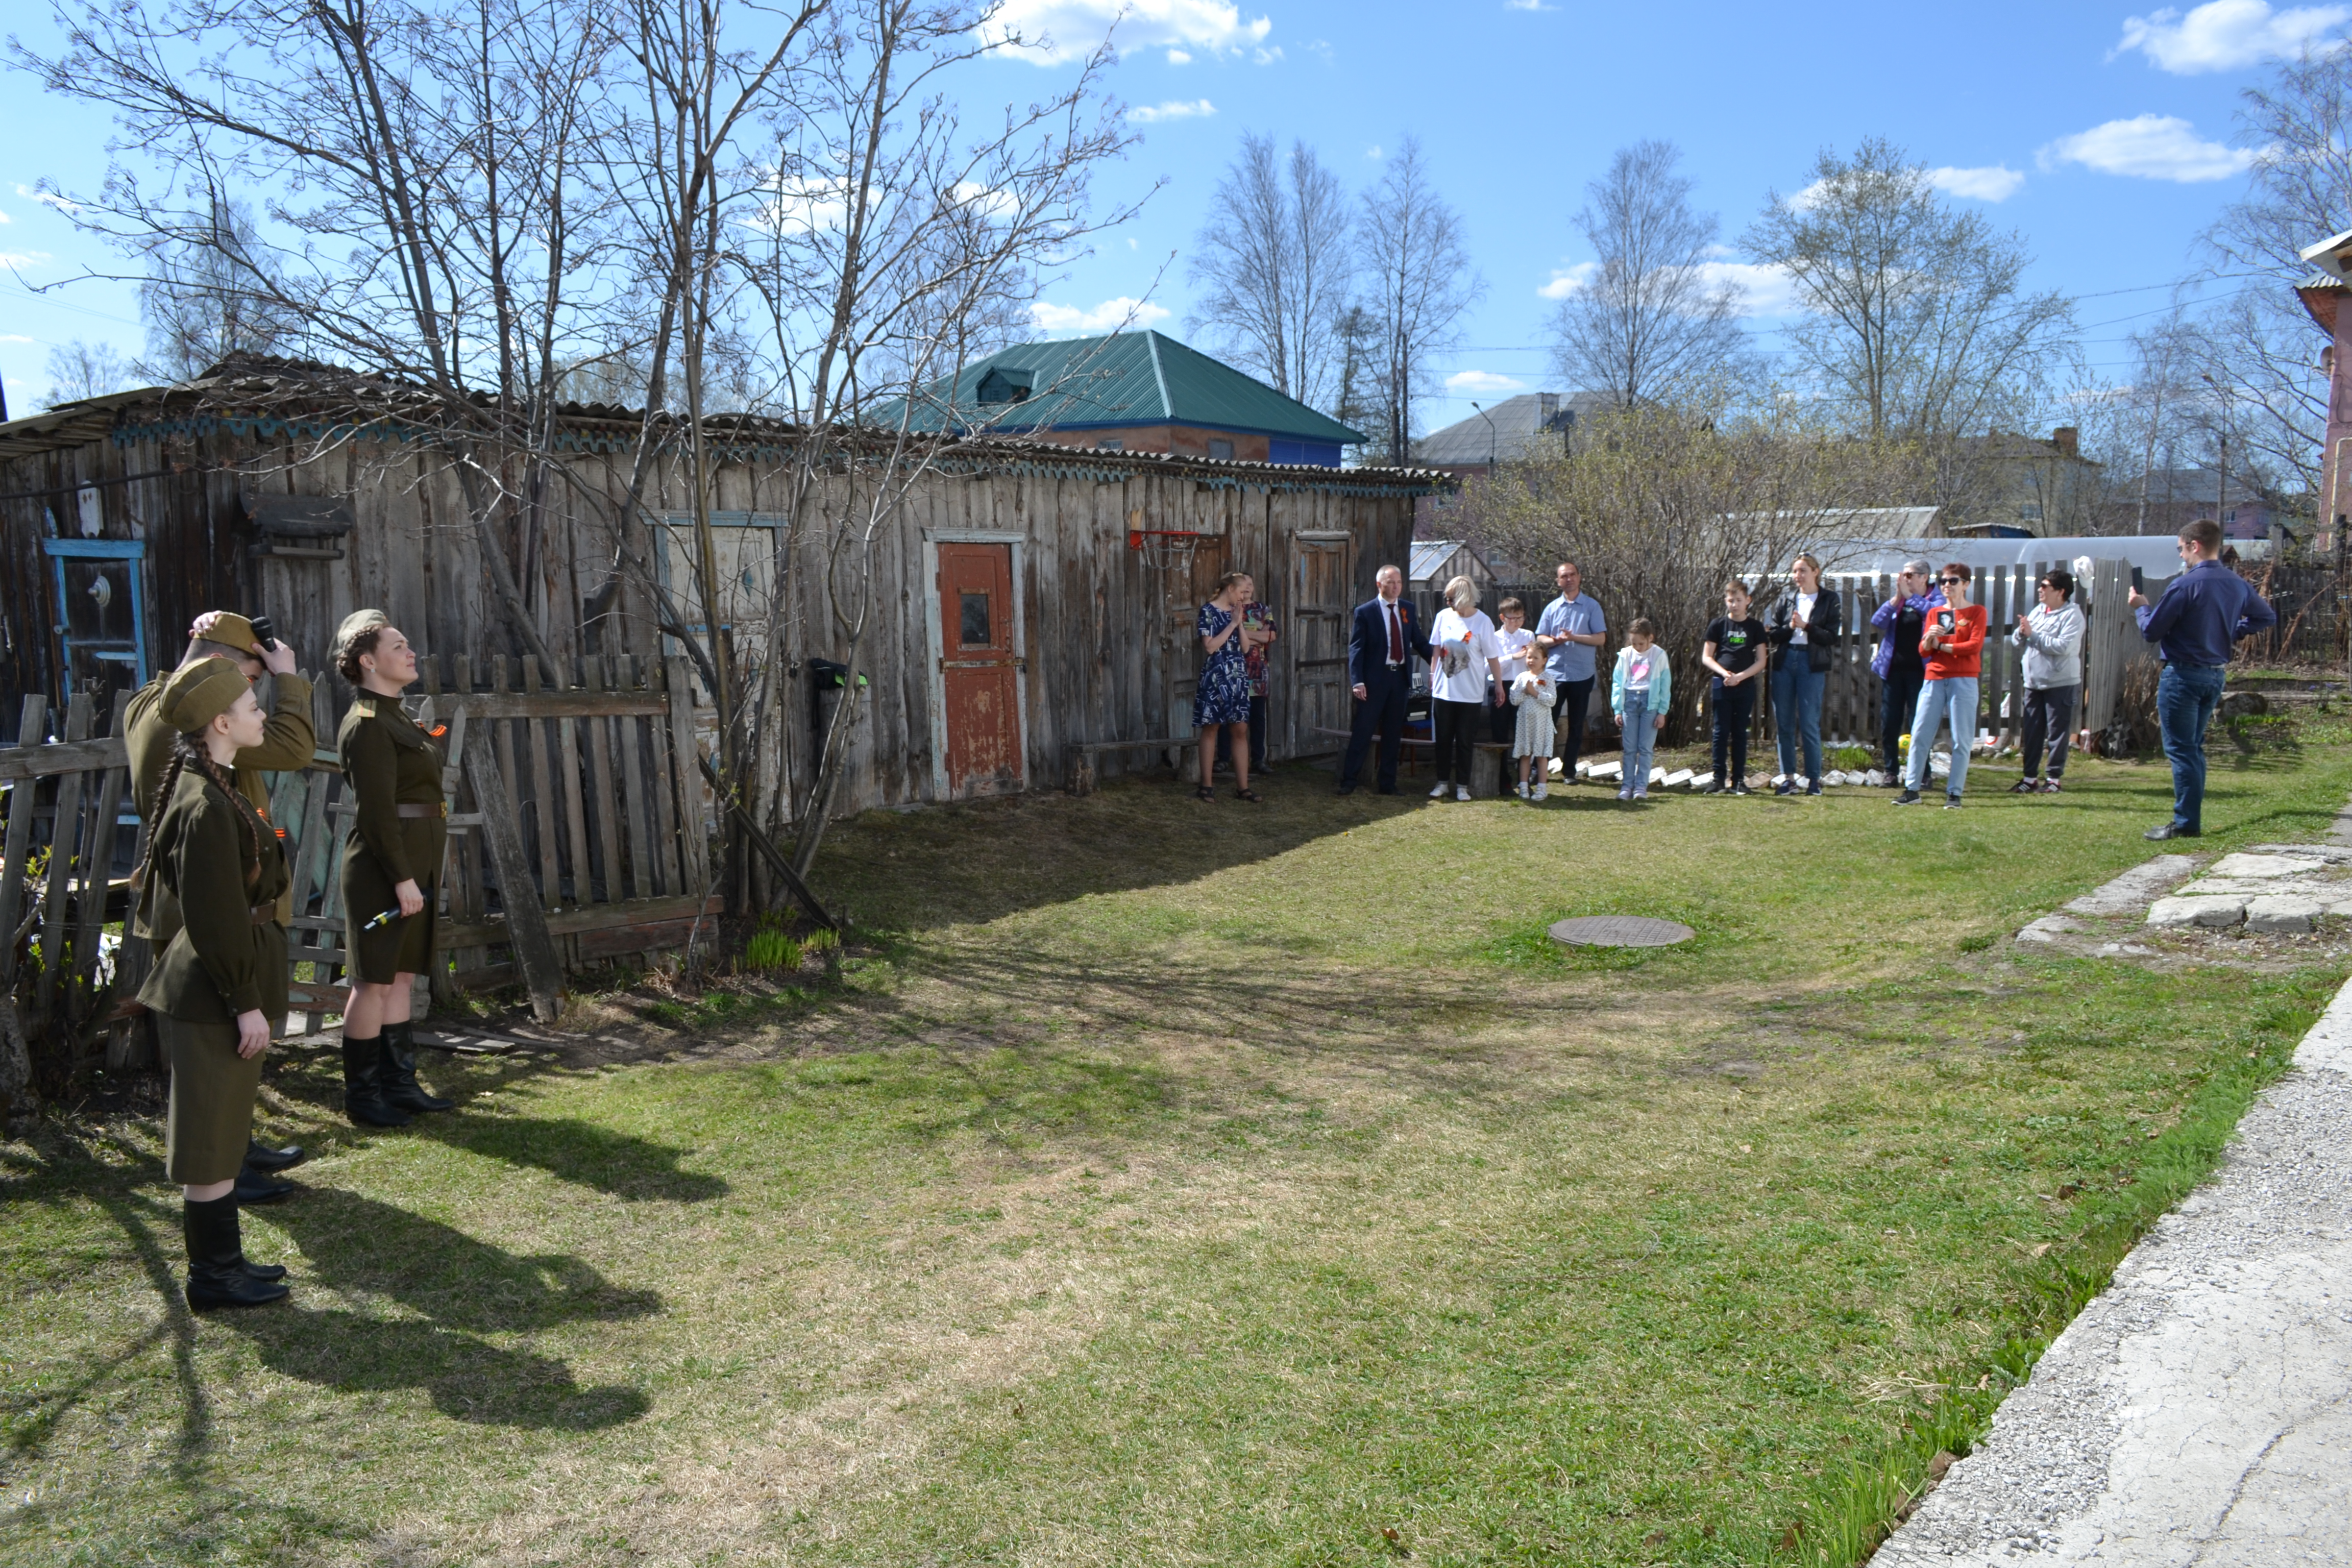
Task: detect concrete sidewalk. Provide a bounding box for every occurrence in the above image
[1874,977,2352,1565]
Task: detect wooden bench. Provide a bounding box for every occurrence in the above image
[1065,738,1194,796]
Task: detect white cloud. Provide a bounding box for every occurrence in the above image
[983,0,1271,66]
[1928,164,2026,201]
[1166,46,1191,62]
[0,209,11,224]
[1505,0,1555,9]
[0,334,33,344]
[0,251,53,270]
[1445,371,1529,398]
[1030,296,1173,335]
[1537,261,1599,300]
[2041,114,2256,181]
[1694,260,1805,316]
[2115,1,2349,72]
[14,185,77,215]
[1364,143,1383,160]
[1129,98,1216,122]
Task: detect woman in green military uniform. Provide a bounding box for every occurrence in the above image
[333,611,456,1127]
[136,658,295,1310]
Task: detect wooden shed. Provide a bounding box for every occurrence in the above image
[0,361,1439,826]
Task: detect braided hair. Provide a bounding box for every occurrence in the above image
[136,730,262,895]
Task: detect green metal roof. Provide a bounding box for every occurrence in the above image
[875,331,1366,445]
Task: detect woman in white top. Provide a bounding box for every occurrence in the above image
[1425,575,1505,801]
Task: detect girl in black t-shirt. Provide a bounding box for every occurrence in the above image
[1700,579,1768,794]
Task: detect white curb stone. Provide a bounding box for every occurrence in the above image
[2206,852,2328,879]
[2244,894,2325,934]
[2146,895,2247,928]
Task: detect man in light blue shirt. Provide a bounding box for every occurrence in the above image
[1533,560,1607,783]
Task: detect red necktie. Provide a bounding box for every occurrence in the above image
[1386,603,1403,663]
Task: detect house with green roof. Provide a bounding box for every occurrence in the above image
[880,330,1365,467]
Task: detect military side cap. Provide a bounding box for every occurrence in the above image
[194,612,263,654]
[159,657,252,732]
[333,608,390,665]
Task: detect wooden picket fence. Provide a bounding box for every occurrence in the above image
[0,654,716,1085]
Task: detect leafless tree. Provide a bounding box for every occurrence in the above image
[1186,133,1354,410]
[16,0,636,684]
[134,196,302,381]
[2072,312,2216,532]
[1551,139,1747,406]
[39,339,132,407]
[1358,137,1482,463]
[1745,137,2073,445]
[2205,38,2352,500]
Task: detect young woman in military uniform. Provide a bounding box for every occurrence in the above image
[333,611,455,1126]
[135,659,295,1309]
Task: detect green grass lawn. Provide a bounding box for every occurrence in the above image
[5,746,2350,1566]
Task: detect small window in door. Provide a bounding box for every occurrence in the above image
[959,591,992,646]
[1208,437,1234,460]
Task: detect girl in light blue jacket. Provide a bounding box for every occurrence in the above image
[1610,620,1671,801]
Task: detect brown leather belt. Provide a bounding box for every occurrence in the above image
[395,802,447,818]
[250,903,277,925]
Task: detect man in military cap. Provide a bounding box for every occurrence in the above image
[127,611,314,1202]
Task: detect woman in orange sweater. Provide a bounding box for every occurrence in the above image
[1893,562,1986,809]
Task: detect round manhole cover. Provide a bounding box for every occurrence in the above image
[1548,915,1695,948]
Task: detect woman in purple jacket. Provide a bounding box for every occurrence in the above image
[1868,560,1941,786]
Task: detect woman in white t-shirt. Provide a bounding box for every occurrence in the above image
[1424,576,1505,801]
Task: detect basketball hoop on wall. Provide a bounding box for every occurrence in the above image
[1129,528,1212,573]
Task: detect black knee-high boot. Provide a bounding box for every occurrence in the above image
[342,1033,411,1128]
[380,1021,453,1114]
[183,1193,290,1310]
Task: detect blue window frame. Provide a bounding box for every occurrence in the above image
[42,536,151,695]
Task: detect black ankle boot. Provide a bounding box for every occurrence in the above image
[381,1022,454,1114]
[341,1034,412,1128]
[183,1194,290,1310]
[233,1165,298,1205]
[244,1138,307,1173]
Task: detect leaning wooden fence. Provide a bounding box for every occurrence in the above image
[1,654,717,1089]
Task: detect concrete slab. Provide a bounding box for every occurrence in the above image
[2244,895,2326,935]
[2066,856,2199,918]
[1873,976,2352,1567]
[2146,895,2247,929]
[2206,852,2334,879]
[2173,878,2322,900]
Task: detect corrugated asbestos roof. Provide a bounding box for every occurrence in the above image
[0,355,1440,494]
[873,331,1367,445]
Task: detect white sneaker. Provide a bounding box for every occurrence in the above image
[1515,780,1530,799]
[1455,786,1473,802]
[1429,781,1450,799]
[1530,781,1548,801]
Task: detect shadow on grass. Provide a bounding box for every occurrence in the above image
[266,1190,662,1334]
[810,763,1425,934]
[412,1114,729,1202]
[220,1309,650,1429]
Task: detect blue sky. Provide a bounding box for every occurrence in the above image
[1,0,2337,423]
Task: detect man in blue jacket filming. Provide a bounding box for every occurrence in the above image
[2129,518,2276,841]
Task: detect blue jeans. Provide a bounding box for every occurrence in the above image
[2158,663,2227,830]
[1770,657,1824,781]
[1906,676,1980,795]
[1620,692,1656,790]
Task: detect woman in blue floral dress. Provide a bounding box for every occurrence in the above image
[1193,571,1259,801]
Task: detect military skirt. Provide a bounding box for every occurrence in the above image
[161,1013,266,1185]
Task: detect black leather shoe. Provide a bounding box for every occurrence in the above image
[1376,786,1400,796]
[1336,782,1358,795]
[232,1166,297,1206]
[342,1035,412,1128]
[244,1139,306,1174]
[381,1022,455,1114]
[183,1194,290,1310]
[2144,822,2201,841]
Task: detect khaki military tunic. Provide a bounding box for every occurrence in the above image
[337,692,446,983]
[134,767,291,1184]
[126,670,314,939]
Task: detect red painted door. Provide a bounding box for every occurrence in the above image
[938,543,1023,794]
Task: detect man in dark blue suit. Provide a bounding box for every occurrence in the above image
[1338,564,1431,795]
